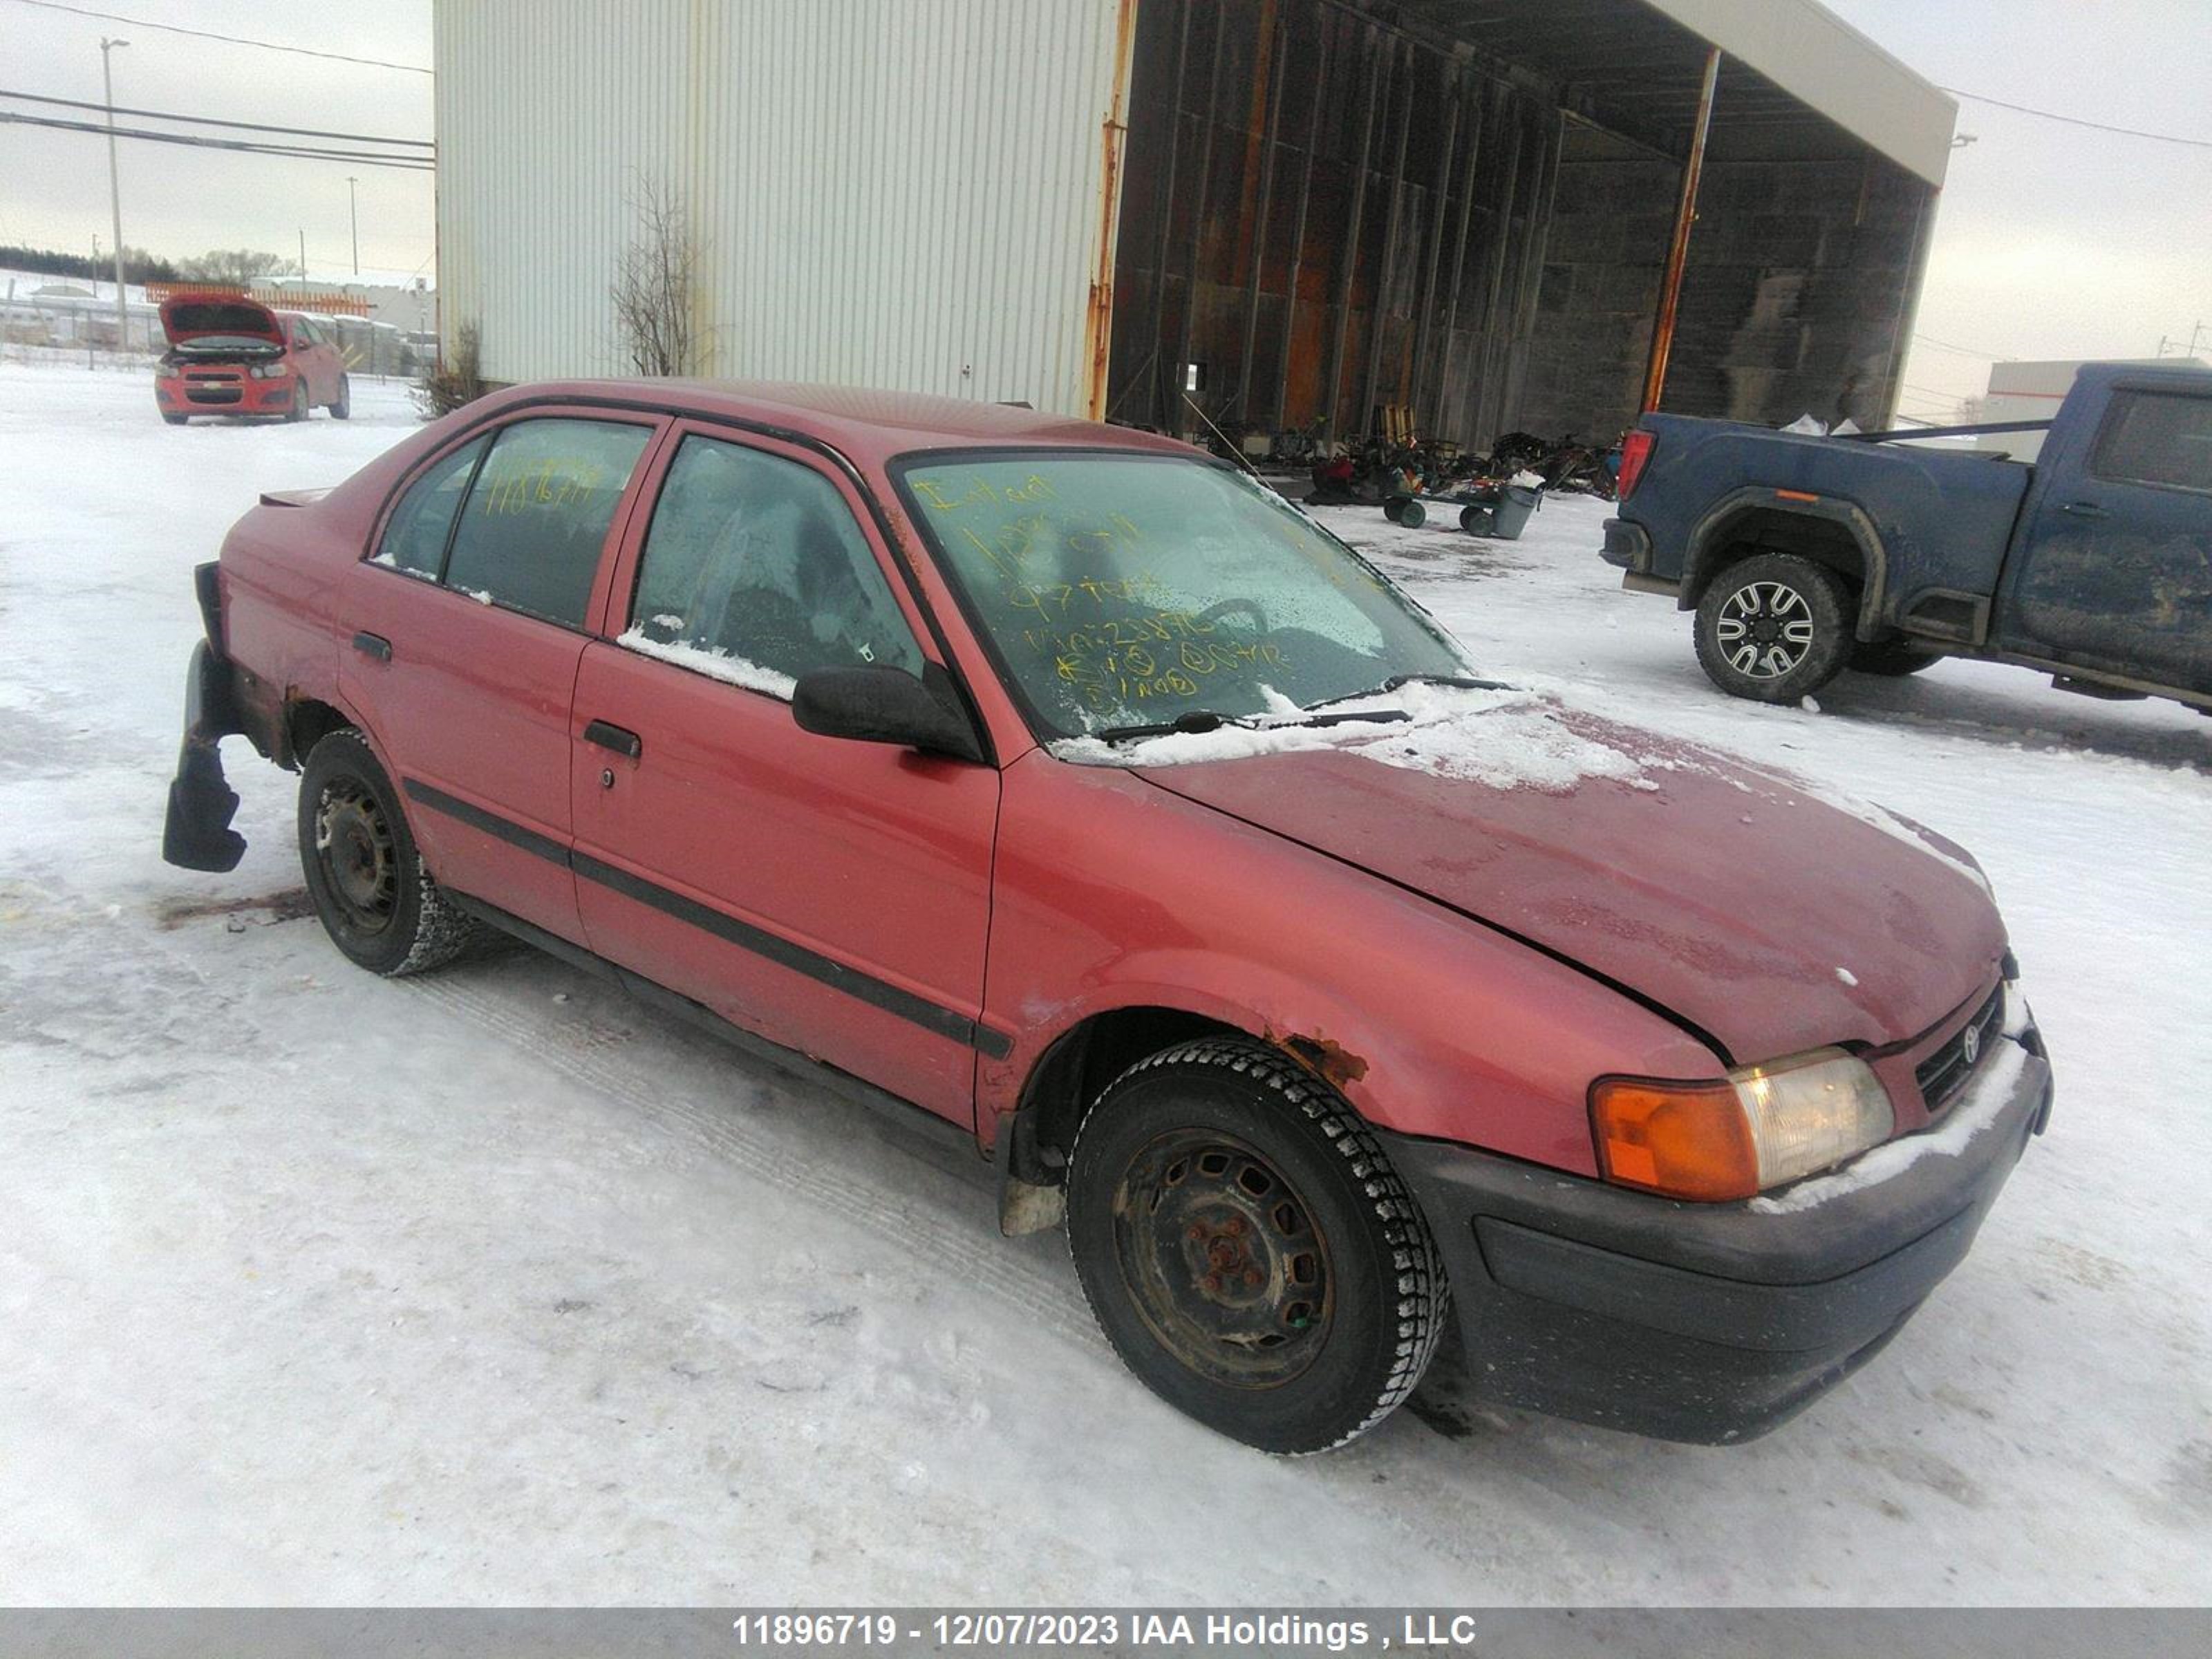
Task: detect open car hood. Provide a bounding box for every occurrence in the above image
[1125,700,2004,1065]
[159,295,285,347]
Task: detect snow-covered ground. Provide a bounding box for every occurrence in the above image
[2,359,2207,1604]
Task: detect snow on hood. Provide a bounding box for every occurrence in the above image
[1060,684,2005,1062]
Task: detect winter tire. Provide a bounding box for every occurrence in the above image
[298,728,486,976]
[331,374,352,420]
[285,388,306,423]
[1849,637,1942,677]
[1694,552,1855,703]
[1066,1035,1448,1454]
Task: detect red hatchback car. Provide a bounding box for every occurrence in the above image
[155,294,351,424]
[163,382,2052,1452]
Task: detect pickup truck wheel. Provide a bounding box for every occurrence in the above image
[1065,1036,1447,1454]
[297,729,485,976]
[1694,553,1854,702]
[1849,637,1942,677]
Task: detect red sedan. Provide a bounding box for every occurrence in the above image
[155,294,351,424]
[162,382,2052,1452]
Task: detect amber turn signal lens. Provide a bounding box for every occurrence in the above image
[1589,1078,1761,1202]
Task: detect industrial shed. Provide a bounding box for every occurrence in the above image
[435,0,1953,449]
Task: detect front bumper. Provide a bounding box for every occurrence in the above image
[1380,1025,2053,1443]
[156,373,298,417]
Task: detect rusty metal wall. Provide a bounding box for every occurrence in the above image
[1105,0,1563,447]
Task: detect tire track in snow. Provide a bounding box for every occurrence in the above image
[400,973,1103,1351]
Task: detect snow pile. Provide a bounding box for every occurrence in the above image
[615,624,796,699]
[1053,681,1657,794]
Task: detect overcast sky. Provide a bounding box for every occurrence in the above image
[3,0,2205,418]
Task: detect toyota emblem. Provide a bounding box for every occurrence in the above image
[1961,1022,1981,1065]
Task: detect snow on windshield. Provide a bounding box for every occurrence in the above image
[1051,681,1665,794]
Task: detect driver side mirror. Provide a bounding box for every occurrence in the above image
[791,664,987,765]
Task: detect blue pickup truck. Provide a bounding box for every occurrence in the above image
[1602,361,2212,711]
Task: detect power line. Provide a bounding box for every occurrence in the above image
[0,89,431,149]
[4,1,433,75]
[0,110,432,169]
[1943,86,2212,151]
[1913,331,2013,362]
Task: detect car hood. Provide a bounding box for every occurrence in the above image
[159,295,285,347]
[1119,695,2004,1065]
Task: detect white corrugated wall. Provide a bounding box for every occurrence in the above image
[436,0,1128,415]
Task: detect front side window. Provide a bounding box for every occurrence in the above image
[622,435,923,695]
[894,452,1470,735]
[371,434,489,578]
[440,418,653,628]
[2092,391,2212,494]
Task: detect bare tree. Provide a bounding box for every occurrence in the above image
[413,320,486,420]
[179,249,291,286]
[610,177,699,377]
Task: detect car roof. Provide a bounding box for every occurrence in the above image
[480,377,1201,467]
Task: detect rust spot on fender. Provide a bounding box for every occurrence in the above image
[1270,1030,1369,1089]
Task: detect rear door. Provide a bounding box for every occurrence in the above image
[568,425,1001,1123]
[2004,382,2212,692]
[339,411,664,941]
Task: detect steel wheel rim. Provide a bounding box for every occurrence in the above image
[315,777,399,934]
[1715,580,1817,678]
[1111,1127,1333,1389]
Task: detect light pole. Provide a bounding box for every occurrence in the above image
[100,37,128,353]
[346,176,359,278]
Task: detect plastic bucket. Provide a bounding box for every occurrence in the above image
[1488,484,1541,540]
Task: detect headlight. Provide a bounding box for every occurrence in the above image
[249,362,291,379]
[1591,1048,1894,1202]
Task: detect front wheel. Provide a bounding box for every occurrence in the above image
[1066,1037,1448,1453]
[1693,552,1855,703]
[330,373,352,419]
[297,729,486,975]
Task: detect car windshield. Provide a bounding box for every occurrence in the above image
[894,451,1472,738]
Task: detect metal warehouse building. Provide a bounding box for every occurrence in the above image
[435,0,1953,446]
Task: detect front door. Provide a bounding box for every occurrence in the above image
[2005,382,2212,693]
[339,411,662,941]
[568,427,1000,1124]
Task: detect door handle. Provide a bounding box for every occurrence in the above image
[2058,500,2110,520]
[583,719,643,759]
[350,630,393,662]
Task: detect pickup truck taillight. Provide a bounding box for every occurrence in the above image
[1616,429,1656,500]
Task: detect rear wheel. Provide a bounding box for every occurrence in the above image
[1398,499,1427,529]
[297,729,485,976]
[330,373,352,419]
[1694,552,1855,703]
[1066,1036,1448,1453]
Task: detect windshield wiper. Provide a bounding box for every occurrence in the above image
[1300,671,1508,715]
[1091,709,1253,743]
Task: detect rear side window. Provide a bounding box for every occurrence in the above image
[442,418,653,627]
[2092,392,2212,494]
[372,434,489,578]
[621,435,922,695]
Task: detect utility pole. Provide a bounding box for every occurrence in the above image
[298,228,308,285]
[346,176,359,277]
[100,37,129,353]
